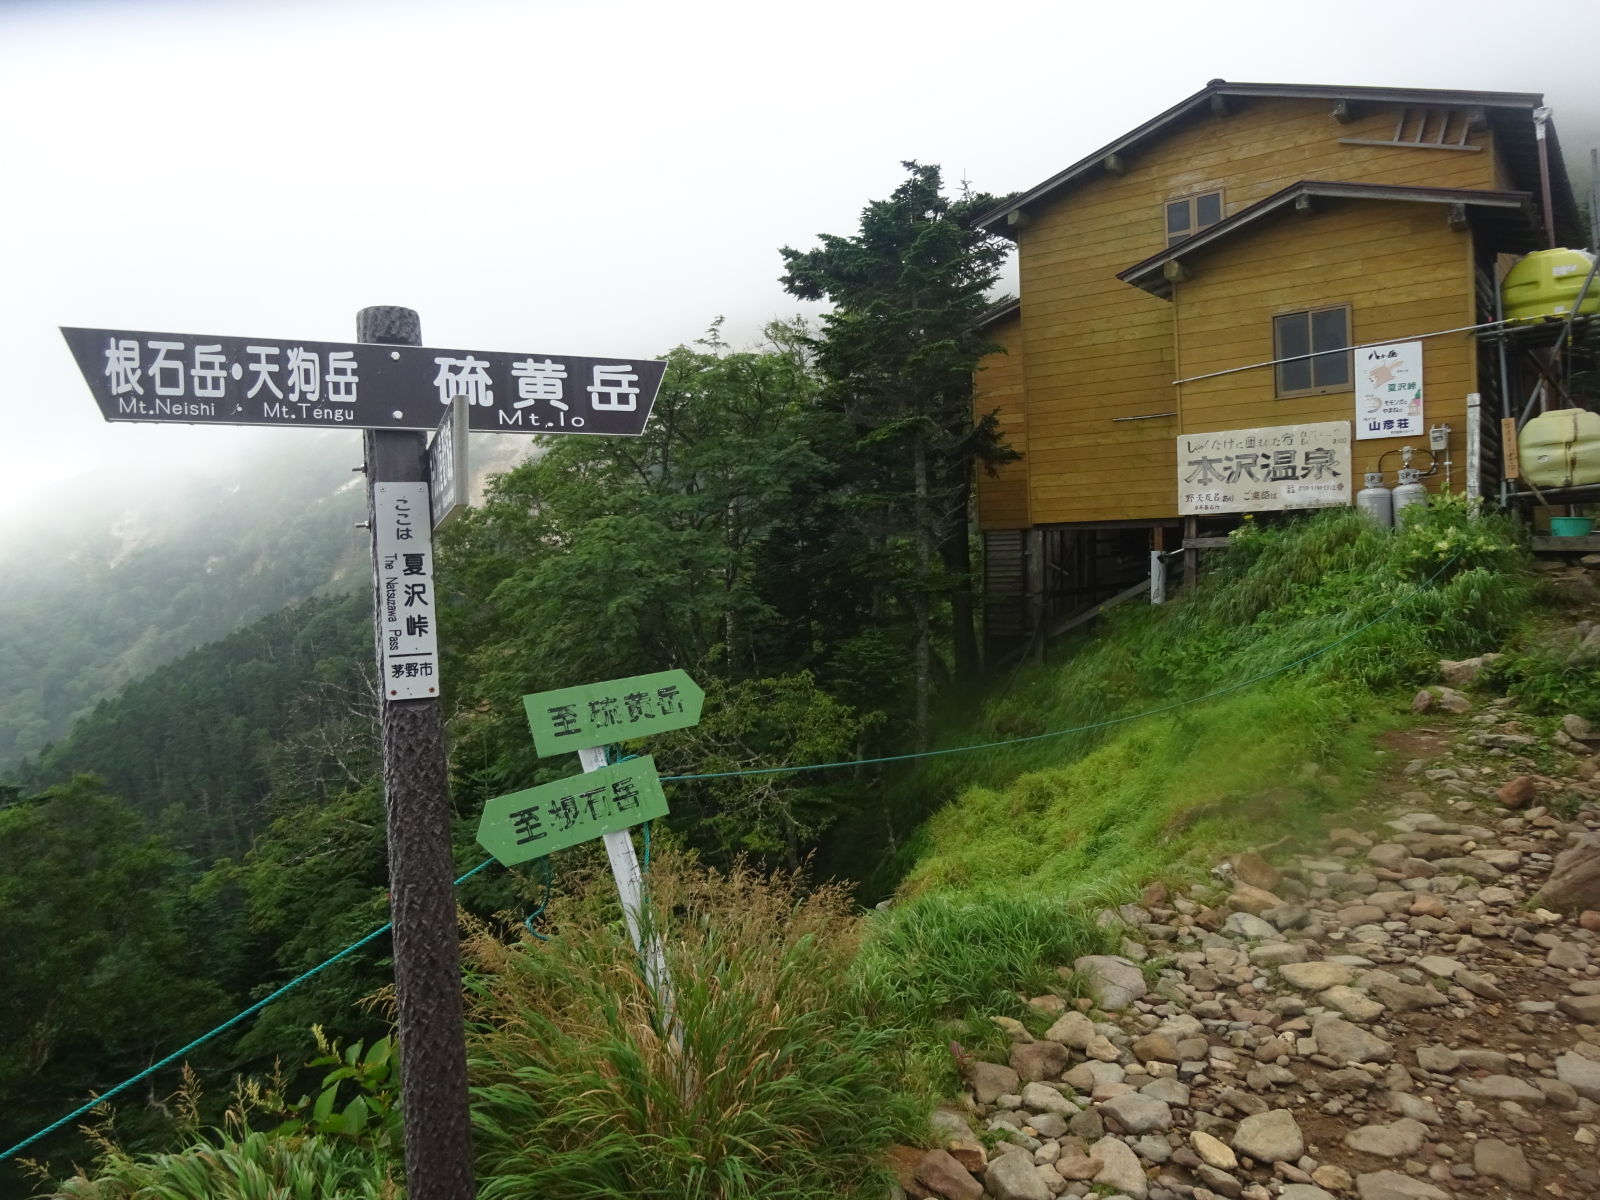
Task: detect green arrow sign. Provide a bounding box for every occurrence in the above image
[476,756,670,866]
[523,669,703,757]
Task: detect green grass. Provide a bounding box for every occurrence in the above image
[855,502,1534,905]
[463,852,920,1200]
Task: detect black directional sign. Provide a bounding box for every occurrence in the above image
[60,326,666,437]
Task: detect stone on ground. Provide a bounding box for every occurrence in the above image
[1230,1108,1305,1162]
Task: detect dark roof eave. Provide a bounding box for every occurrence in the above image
[1116,181,1538,298]
[976,80,1549,233]
[976,298,1021,330]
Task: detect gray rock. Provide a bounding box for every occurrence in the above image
[916,1148,983,1200]
[1556,1051,1600,1101]
[1280,961,1355,990]
[1189,1129,1237,1170]
[1473,1138,1533,1189]
[1101,1093,1172,1134]
[1088,1134,1148,1199]
[1559,993,1600,1022]
[1414,1044,1458,1072]
[1072,955,1147,1012]
[1312,1014,1394,1064]
[968,1061,1020,1104]
[1362,972,1447,1013]
[1010,1040,1069,1083]
[1535,833,1600,913]
[1230,1108,1304,1163]
[1280,1188,1337,1200]
[1020,1081,1076,1117]
[1044,1010,1096,1050]
[1223,912,1278,939]
[1459,1074,1542,1102]
[1320,985,1385,1022]
[1343,1118,1426,1158]
[983,1147,1050,1200]
[1355,1170,1448,1199]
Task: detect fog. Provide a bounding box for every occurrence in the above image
[3,0,1597,557]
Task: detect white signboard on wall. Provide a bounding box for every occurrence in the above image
[374,482,441,700]
[1355,340,1424,440]
[1178,421,1351,516]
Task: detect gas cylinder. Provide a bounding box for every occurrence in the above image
[1356,472,1394,528]
[1392,467,1429,522]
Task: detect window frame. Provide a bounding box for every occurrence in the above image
[1273,304,1353,399]
[1164,189,1225,247]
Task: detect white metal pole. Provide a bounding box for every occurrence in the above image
[576,746,678,1022]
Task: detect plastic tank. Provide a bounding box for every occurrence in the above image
[1502,248,1600,323]
[1518,408,1600,488]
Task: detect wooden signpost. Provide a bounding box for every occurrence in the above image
[61,310,669,1200]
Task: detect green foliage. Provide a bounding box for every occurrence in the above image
[253,1030,403,1153]
[780,161,1019,707]
[859,505,1533,901]
[465,851,917,1200]
[42,1126,399,1200]
[647,672,879,864]
[0,779,232,1188]
[15,591,373,862]
[852,892,1113,1048]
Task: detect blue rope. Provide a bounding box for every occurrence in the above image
[521,858,555,942]
[0,857,497,1165]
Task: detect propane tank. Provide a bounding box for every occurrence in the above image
[1356,472,1394,529]
[1392,467,1429,522]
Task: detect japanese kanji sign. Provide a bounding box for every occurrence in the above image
[1355,340,1424,441]
[375,482,440,699]
[1178,420,1351,516]
[60,326,666,437]
[476,756,670,866]
[428,397,469,531]
[523,670,704,758]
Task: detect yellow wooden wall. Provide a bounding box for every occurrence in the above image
[1175,199,1476,487]
[974,311,1029,529]
[988,95,1498,525]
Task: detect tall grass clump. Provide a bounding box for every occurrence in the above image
[851,891,1114,1075]
[464,849,918,1200]
[35,1070,401,1200]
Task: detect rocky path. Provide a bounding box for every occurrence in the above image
[893,664,1600,1200]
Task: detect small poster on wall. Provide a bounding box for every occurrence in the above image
[1355,340,1424,440]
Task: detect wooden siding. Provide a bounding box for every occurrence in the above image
[1011,96,1498,525]
[974,311,1030,529]
[1175,199,1477,491]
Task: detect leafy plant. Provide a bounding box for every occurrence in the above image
[464,849,917,1200]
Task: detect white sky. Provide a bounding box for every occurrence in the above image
[3,0,1598,548]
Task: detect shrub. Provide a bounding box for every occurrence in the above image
[464,850,916,1200]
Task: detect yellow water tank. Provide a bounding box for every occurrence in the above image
[1518,408,1600,488]
[1502,248,1600,323]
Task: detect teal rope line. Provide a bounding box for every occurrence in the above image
[1,857,498,1165]
[661,555,1463,783]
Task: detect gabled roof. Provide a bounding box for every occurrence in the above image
[1116,181,1539,299]
[976,81,1582,244]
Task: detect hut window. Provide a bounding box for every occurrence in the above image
[1165,190,1224,246]
[1274,305,1352,398]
